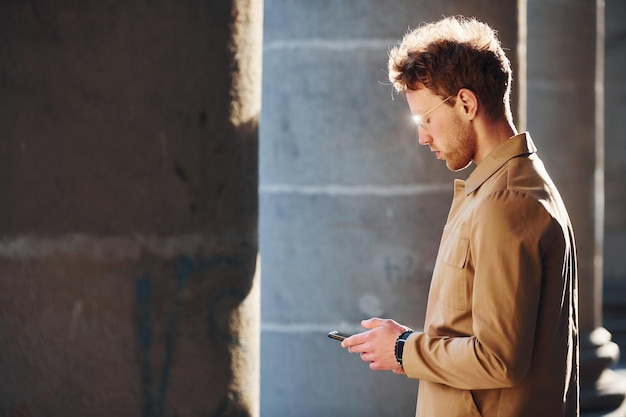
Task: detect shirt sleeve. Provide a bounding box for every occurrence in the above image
[402,190,555,390]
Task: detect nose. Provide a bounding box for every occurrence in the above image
[417,126,430,145]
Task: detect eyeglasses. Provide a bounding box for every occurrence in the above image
[412,94,455,128]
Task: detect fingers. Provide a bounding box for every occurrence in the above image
[339,318,411,375]
[361,317,411,334]
[360,352,372,362]
[341,329,369,348]
[341,318,402,348]
[341,335,365,351]
[340,336,354,349]
[360,317,386,329]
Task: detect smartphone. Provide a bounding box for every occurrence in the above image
[328,331,352,341]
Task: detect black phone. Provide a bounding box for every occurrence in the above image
[328,331,352,341]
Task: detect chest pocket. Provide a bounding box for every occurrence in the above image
[439,235,470,311]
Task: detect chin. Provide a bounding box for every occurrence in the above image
[447,160,473,172]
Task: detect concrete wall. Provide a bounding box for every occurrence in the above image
[259,1,521,416]
[605,0,626,283]
[527,0,599,328]
[0,1,261,415]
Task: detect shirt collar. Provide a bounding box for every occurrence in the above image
[464,132,538,195]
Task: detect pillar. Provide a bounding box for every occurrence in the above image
[527,0,626,413]
[604,2,626,283]
[0,1,262,416]
[260,1,522,415]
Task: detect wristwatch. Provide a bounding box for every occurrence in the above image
[395,330,414,368]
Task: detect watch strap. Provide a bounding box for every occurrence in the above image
[395,330,414,368]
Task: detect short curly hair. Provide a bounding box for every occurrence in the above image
[388,16,512,122]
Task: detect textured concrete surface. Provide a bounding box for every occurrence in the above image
[0,1,261,415]
[259,1,521,416]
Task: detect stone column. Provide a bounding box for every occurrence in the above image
[527,0,626,413]
[0,1,262,416]
[259,1,522,416]
[604,2,626,284]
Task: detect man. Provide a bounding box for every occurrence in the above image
[341,16,579,417]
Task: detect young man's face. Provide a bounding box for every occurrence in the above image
[405,89,476,172]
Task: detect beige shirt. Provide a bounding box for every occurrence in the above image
[403,133,579,417]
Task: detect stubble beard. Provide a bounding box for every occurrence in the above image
[444,114,476,172]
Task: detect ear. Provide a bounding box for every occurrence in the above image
[457,88,479,121]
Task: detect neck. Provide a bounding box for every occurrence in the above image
[473,117,518,165]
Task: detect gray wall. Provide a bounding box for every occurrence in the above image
[605,0,626,283]
[260,1,521,416]
[0,1,261,415]
[261,0,626,415]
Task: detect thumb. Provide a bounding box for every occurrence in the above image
[361,317,386,329]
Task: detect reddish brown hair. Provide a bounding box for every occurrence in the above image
[388,16,512,122]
